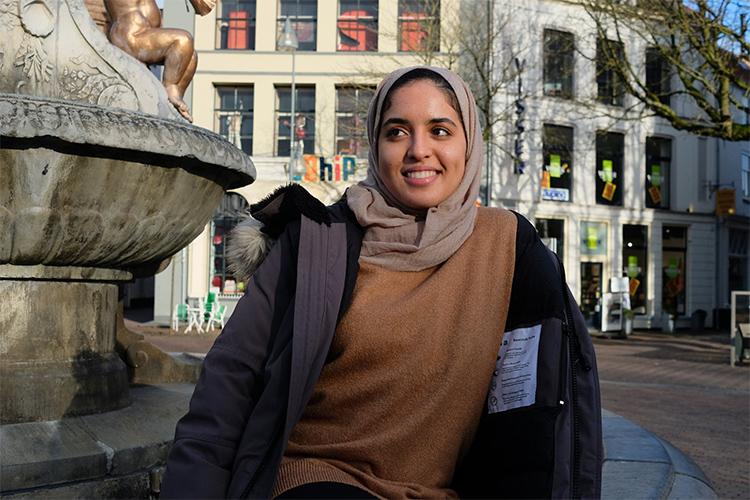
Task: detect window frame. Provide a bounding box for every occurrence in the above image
[595,131,624,206]
[645,136,672,209]
[334,85,374,158]
[214,85,254,155]
[216,0,257,50]
[596,38,625,107]
[541,123,574,202]
[543,29,575,99]
[397,0,440,53]
[275,85,316,157]
[337,0,378,52]
[277,0,318,51]
[645,47,671,106]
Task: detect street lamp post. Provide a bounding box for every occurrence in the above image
[279,17,299,184]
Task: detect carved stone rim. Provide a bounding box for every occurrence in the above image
[0,93,256,189]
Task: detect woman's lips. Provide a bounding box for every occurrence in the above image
[403,169,439,186]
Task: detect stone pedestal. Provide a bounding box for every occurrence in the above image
[0,266,131,424]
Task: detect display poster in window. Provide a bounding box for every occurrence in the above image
[542,188,569,202]
[600,159,614,182]
[587,226,599,250]
[541,170,551,189]
[602,181,616,201]
[648,165,662,205]
[549,154,562,178]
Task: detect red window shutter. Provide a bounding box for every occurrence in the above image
[228,10,248,49]
[400,12,427,51]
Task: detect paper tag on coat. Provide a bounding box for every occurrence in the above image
[487,325,541,414]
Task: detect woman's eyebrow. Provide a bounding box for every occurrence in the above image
[381,117,458,127]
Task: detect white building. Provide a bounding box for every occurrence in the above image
[486,0,746,330]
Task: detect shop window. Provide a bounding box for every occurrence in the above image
[645,47,670,105]
[338,0,377,51]
[543,29,574,99]
[335,86,374,157]
[596,38,625,106]
[398,0,440,52]
[541,124,573,202]
[536,218,564,261]
[595,131,624,206]
[215,86,253,155]
[645,136,671,208]
[742,153,749,198]
[662,225,687,317]
[623,225,648,315]
[581,221,608,257]
[580,262,603,328]
[211,193,249,295]
[216,0,256,50]
[277,0,317,51]
[275,85,315,157]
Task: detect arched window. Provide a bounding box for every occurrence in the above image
[210,193,249,294]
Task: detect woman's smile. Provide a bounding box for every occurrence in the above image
[377,79,467,211]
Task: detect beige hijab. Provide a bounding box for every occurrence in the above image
[346,66,484,271]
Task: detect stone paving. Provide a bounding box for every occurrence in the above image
[592,331,750,499]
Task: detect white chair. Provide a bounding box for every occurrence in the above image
[206,304,227,331]
[171,303,189,332]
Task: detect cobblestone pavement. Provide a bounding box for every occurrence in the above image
[592,331,750,499]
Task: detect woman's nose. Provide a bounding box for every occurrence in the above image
[407,131,430,160]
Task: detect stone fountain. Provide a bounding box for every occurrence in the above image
[0,0,254,495]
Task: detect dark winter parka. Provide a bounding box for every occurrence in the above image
[161,185,603,499]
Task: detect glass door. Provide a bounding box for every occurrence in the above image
[581,262,603,328]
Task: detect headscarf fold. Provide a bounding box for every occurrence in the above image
[346,66,484,271]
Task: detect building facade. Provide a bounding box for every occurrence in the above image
[487,0,743,330]
[150,0,745,330]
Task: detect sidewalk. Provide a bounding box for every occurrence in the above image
[593,329,749,499]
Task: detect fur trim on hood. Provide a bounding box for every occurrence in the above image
[226,216,273,284]
[225,184,330,284]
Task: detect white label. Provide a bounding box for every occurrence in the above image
[487,325,541,414]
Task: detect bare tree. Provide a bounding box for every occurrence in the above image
[582,0,749,141]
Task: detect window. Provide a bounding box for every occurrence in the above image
[645,47,670,105]
[742,153,750,198]
[581,221,608,257]
[543,29,574,98]
[211,193,249,294]
[338,0,377,51]
[277,0,317,51]
[536,219,564,261]
[215,86,253,155]
[398,0,440,52]
[623,225,648,314]
[662,226,687,317]
[596,38,625,106]
[541,124,573,202]
[275,85,315,157]
[595,131,624,206]
[335,86,374,157]
[728,228,748,297]
[645,136,672,208]
[216,0,256,49]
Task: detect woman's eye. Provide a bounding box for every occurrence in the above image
[385,128,406,137]
[433,127,450,136]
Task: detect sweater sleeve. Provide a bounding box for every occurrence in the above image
[160,222,300,499]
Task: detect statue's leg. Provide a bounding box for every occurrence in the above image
[176,51,197,98]
[127,27,195,122]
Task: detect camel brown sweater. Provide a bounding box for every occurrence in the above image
[272,208,518,499]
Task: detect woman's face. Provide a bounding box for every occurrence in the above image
[377,79,467,211]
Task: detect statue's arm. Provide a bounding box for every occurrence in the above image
[188,0,215,16]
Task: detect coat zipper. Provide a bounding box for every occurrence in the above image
[555,252,588,499]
